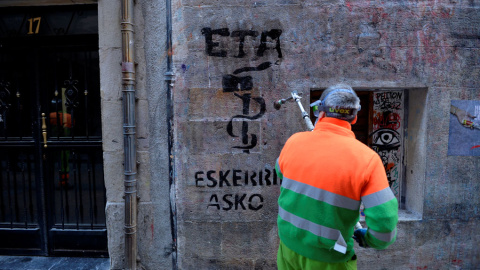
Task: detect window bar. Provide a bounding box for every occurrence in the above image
[0,81,10,140]
[77,153,84,223]
[16,81,22,140]
[0,159,5,222]
[27,155,34,223]
[12,156,20,223]
[2,110,6,139]
[84,52,90,140]
[92,153,98,222]
[21,156,28,228]
[58,168,65,229]
[6,159,13,228]
[69,101,75,141]
[0,56,6,139]
[72,151,80,229]
[55,90,61,139]
[1,113,4,139]
[62,150,70,225]
[48,155,57,227]
[88,153,94,229]
[67,57,75,140]
[72,52,78,140]
[54,57,61,140]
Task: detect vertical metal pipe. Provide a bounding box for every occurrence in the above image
[165,0,177,268]
[121,0,137,269]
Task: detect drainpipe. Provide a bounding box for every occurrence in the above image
[165,0,177,268]
[121,0,137,269]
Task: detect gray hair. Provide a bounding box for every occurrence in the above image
[319,83,360,121]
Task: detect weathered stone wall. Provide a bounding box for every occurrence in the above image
[170,0,480,269]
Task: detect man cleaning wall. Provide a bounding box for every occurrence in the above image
[275,83,398,270]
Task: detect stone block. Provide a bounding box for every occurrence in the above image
[103,151,124,203]
[98,0,122,48]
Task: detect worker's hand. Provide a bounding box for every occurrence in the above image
[353,228,369,248]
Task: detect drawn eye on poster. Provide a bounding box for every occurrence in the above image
[448,100,480,156]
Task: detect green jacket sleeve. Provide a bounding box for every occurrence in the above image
[361,154,399,250]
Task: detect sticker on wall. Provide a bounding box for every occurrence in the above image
[448,100,480,156]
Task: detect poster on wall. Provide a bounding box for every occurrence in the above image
[448,100,480,156]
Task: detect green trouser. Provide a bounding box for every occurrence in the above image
[277,241,357,270]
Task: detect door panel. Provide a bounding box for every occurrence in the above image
[0,147,42,254]
[0,38,45,256]
[0,5,107,257]
[47,149,105,228]
[45,147,107,256]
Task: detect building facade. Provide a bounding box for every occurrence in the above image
[0,0,479,269]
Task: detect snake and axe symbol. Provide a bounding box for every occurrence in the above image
[227,93,266,153]
[224,62,270,153]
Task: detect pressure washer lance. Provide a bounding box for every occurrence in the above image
[273,91,363,230]
[273,91,315,131]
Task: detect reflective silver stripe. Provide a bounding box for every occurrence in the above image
[281,177,360,210]
[369,228,397,242]
[362,187,395,208]
[278,206,347,253]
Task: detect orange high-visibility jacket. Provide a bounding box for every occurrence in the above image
[276,117,398,263]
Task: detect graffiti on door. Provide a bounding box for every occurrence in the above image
[371,91,404,198]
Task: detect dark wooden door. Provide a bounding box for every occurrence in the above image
[0,5,107,257]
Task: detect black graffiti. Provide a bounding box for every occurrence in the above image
[201,27,230,57]
[233,62,272,75]
[375,92,402,101]
[231,30,259,58]
[386,170,395,187]
[222,62,273,92]
[374,92,403,110]
[202,27,282,153]
[201,27,282,58]
[207,193,264,211]
[370,128,400,152]
[226,93,266,153]
[222,75,253,92]
[371,128,401,187]
[257,29,283,58]
[195,168,280,188]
